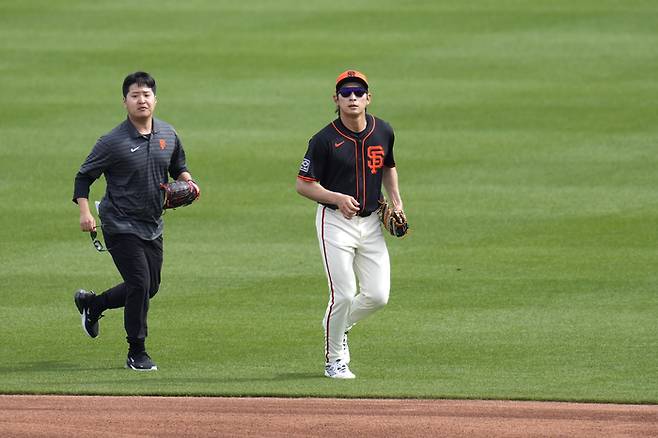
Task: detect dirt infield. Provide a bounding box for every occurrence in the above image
[1,395,657,437]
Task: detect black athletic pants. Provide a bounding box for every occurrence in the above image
[91,233,163,349]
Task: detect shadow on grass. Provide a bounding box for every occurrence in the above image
[0,361,323,386]
[87,372,322,386]
[0,361,104,373]
[274,372,321,380]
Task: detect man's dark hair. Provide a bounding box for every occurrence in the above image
[122,71,156,97]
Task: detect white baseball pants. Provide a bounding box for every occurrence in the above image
[316,205,390,363]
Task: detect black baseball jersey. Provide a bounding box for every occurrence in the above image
[298,114,395,215]
[73,117,188,240]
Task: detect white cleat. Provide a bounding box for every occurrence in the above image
[324,359,356,379]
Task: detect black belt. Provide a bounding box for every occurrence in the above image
[322,204,374,217]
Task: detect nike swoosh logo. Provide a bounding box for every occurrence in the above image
[334,141,345,148]
[130,146,141,152]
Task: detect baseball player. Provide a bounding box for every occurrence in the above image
[296,70,405,379]
[72,71,199,371]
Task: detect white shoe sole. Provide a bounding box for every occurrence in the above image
[125,364,158,372]
[324,371,356,379]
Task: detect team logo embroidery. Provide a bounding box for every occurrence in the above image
[300,158,311,173]
[367,145,385,174]
[159,139,166,150]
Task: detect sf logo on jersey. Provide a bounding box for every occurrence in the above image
[367,145,384,174]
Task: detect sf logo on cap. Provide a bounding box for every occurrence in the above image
[347,71,356,77]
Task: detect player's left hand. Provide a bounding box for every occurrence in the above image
[160,180,200,209]
[378,199,409,237]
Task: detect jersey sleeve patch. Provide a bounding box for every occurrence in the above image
[300,158,311,173]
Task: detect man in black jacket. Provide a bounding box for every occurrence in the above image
[72,71,198,371]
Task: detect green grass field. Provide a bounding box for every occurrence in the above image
[1,0,657,403]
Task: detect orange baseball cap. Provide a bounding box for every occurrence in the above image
[335,69,369,91]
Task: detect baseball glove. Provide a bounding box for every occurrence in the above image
[378,198,409,238]
[160,180,200,209]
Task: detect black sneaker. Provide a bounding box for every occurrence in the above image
[126,351,158,371]
[74,289,103,338]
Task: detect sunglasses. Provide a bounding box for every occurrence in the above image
[337,87,368,98]
[90,229,107,252]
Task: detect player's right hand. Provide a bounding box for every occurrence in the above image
[80,212,96,232]
[335,194,360,219]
